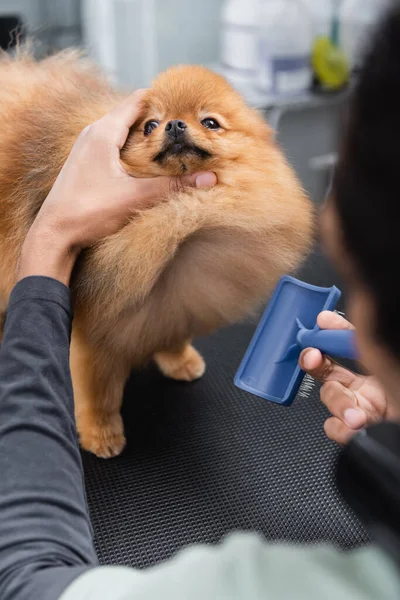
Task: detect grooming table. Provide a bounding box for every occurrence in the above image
[82,245,369,568]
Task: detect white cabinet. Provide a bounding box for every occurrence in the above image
[81,0,224,89]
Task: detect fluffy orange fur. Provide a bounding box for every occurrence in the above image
[0,49,313,457]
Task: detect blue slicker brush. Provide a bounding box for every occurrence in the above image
[234,275,359,406]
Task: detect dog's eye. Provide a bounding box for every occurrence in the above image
[201,118,220,130]
[144,120,159,136]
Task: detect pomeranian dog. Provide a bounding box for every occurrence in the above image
[0,50,313,458]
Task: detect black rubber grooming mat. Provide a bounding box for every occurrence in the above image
[82,247,370,568]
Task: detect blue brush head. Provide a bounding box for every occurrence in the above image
[275,318,310,364]
[234,276,342,406]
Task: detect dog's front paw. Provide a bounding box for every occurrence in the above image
[155,344,206,382]
[79,414,126,459]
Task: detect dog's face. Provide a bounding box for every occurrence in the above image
[122,65,270,177]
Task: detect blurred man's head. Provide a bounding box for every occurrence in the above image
[322,3,400,398]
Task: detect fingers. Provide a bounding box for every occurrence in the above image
[82,89,149,150]
[320,380,367,428]
[178,172,217,190]
[299,348,331,380]
[106,89,147,127]
[299,309,358,386]
[324,417,359,446]
[299,347,358,387]
[317,311,355,331]
[304,313,379,446]
[109,90,148,149]
[131,171,217,209]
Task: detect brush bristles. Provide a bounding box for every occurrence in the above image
[298,373,315,398]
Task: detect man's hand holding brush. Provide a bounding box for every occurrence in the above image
[299,311,399,445]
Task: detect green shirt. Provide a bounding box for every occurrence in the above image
[61,533,400,599]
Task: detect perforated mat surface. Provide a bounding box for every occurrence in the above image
[82,247,370,568]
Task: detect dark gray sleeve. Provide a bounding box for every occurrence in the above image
[0,276,98,600]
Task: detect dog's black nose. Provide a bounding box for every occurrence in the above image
[165,120,187,136]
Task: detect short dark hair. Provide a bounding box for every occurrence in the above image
[333,2,400,357]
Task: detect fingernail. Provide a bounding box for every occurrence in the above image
[344,408,365,429]
[195,173,216,188]
[301,348,319,370]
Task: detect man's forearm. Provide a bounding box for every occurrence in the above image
[0,277,97,600]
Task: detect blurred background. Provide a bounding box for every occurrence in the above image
[0,0,394,204]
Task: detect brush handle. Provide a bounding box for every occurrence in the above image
[297,328,358,360]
